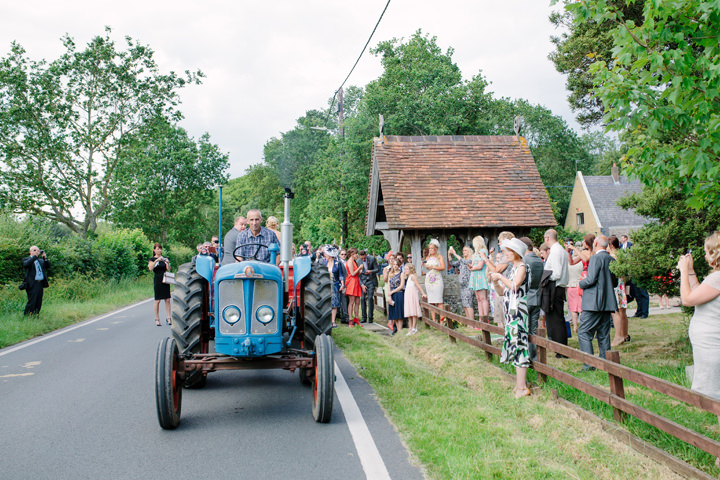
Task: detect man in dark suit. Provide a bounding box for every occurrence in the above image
[577,235,618,371]
[359,250,379,324]
[22,246,50,315]
[520,237,544,362]
[620,234,649,318]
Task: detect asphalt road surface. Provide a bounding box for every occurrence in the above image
[0,300,424,480]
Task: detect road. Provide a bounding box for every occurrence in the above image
[0,300,424,480]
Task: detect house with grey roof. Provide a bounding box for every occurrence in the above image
[564,164,652,237]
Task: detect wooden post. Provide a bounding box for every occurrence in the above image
[536,327,547,384]
[482,328,492,361]
[606,350,626,423]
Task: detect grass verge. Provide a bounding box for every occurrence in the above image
[333,324,689,480]
[0,275,154,349]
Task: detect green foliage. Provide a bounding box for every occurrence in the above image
[0,28,202,234]
[565,0,720,210]
[109,117,228,246]
[609,188,720,294]
[93,228,148,280]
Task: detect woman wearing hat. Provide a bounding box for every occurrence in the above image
[423,239,446,324]
[323,245,344,329]
[490,237,531,398]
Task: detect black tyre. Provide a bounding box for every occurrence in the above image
[156,337,182,429]
[302,262,333,348]
[299,367,312,386]
[171,262,209,389]
[312,334,334,423]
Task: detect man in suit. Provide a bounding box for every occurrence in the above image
[577,235,618,371]
[22,246,50,315]
[359,250,379,324]
[520,237,544,362]
[620,234,649,318]
[222,215,246,265]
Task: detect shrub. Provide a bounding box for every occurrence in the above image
[94,228,150,280]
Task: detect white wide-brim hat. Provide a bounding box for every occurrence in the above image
[323,245,338,258]
[429,239,440,248]
[501,238,527,258]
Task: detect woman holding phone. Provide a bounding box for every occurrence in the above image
[148,243,172,326]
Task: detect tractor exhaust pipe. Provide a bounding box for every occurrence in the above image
[281,188,294,293]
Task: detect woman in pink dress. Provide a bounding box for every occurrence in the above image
[403,263,427,335]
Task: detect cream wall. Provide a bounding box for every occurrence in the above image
[564,173,601,236]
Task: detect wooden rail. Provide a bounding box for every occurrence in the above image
[418,301,720,460]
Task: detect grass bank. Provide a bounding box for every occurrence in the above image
[0,275,154,349]
[333,324,688,480]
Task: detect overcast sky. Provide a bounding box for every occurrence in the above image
[2,0,580,180]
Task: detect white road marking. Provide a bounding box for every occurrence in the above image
[0,299,153,358]
[334,362,392,480]
[0,372,34,378]
[21,361,41,369]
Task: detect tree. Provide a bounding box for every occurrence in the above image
[548,1,644,127]
[0,28,202,234]
[109,117,228,245]
[563,0,720,210]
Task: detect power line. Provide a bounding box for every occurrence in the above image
[323,0,391,127]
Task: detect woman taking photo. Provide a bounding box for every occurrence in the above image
[607,235,630,346]
[470,236,490,319]
[323,245,343,329]
[677,231,720,425]
[423,239,446,324]
[490,238,531,398]
[345,247,364,327]
[148,243,171,327]
[448,244,474,321]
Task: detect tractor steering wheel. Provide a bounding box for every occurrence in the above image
[233,243,269,262]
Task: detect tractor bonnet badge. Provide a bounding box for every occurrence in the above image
[244,266,254,277]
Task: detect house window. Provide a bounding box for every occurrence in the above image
[576,213,585,226]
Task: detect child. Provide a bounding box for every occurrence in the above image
[403,263,427,335]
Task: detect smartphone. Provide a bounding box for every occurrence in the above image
[686,249,692,255]
[208,246,217,254]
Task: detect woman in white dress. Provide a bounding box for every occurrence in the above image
[423,239,446,324]
[677,231,720,427]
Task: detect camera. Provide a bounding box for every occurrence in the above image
[39,250,44,255]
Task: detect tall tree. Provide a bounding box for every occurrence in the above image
[110,118,228,245]
[560,0,720,210]
[0,28,202,234]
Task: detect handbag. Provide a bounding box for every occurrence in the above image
[162,272,175,285]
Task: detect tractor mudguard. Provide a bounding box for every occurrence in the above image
[195,255,215,283]
[293,256,312,289]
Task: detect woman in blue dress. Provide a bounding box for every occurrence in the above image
[323,245,344,329]
[387,258,405,335]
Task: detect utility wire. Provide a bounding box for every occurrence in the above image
[323,0,391,127]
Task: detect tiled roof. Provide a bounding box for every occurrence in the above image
[583,175,651,229]
[367,135,556,231]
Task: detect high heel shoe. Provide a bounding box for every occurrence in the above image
[155,319,161,327]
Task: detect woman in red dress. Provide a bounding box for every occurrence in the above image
[345,247,364,326]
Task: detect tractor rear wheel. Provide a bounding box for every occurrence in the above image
[311,333,334,423]
[155,337,182,429]
[302,262,333,348]
[171,262,209,389]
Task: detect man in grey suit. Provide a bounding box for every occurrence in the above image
[577,235,618,371]
[520,237,544,362]
[222,215,246,265]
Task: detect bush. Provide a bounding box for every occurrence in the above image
[94,228,149,280]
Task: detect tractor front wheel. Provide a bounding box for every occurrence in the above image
[302,263,333,348]
[155,337,182,429]
[311,333,334,423]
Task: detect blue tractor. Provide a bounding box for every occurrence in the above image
[155,189,334,429]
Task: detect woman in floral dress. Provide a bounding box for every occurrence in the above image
[490,238,530,398]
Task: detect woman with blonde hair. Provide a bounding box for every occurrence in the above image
[423,239,446,324]
[483,231,515,327]
[470,236,490,319]
[678,232,720,417]
[607,235,630,346]
[266,216,281,242]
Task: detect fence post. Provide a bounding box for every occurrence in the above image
[536,327,547,384]
[606,350,626,423]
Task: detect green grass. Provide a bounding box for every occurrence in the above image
[334,325,688,480]
[0,275,154,348]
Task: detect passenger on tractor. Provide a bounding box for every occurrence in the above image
[234,209,280,264]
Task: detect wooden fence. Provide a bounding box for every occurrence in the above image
[415,300,720,462]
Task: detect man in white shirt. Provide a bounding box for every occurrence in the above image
[541,229,570,356]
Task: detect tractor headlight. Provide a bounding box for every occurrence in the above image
[223,305,241,325]
[256,305,274,325]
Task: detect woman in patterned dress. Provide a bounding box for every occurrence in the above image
[423,239,446,324]
[448,244,474,320]
[387,258,405,335]
[470,236,490,319]
[490,238,531,398]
